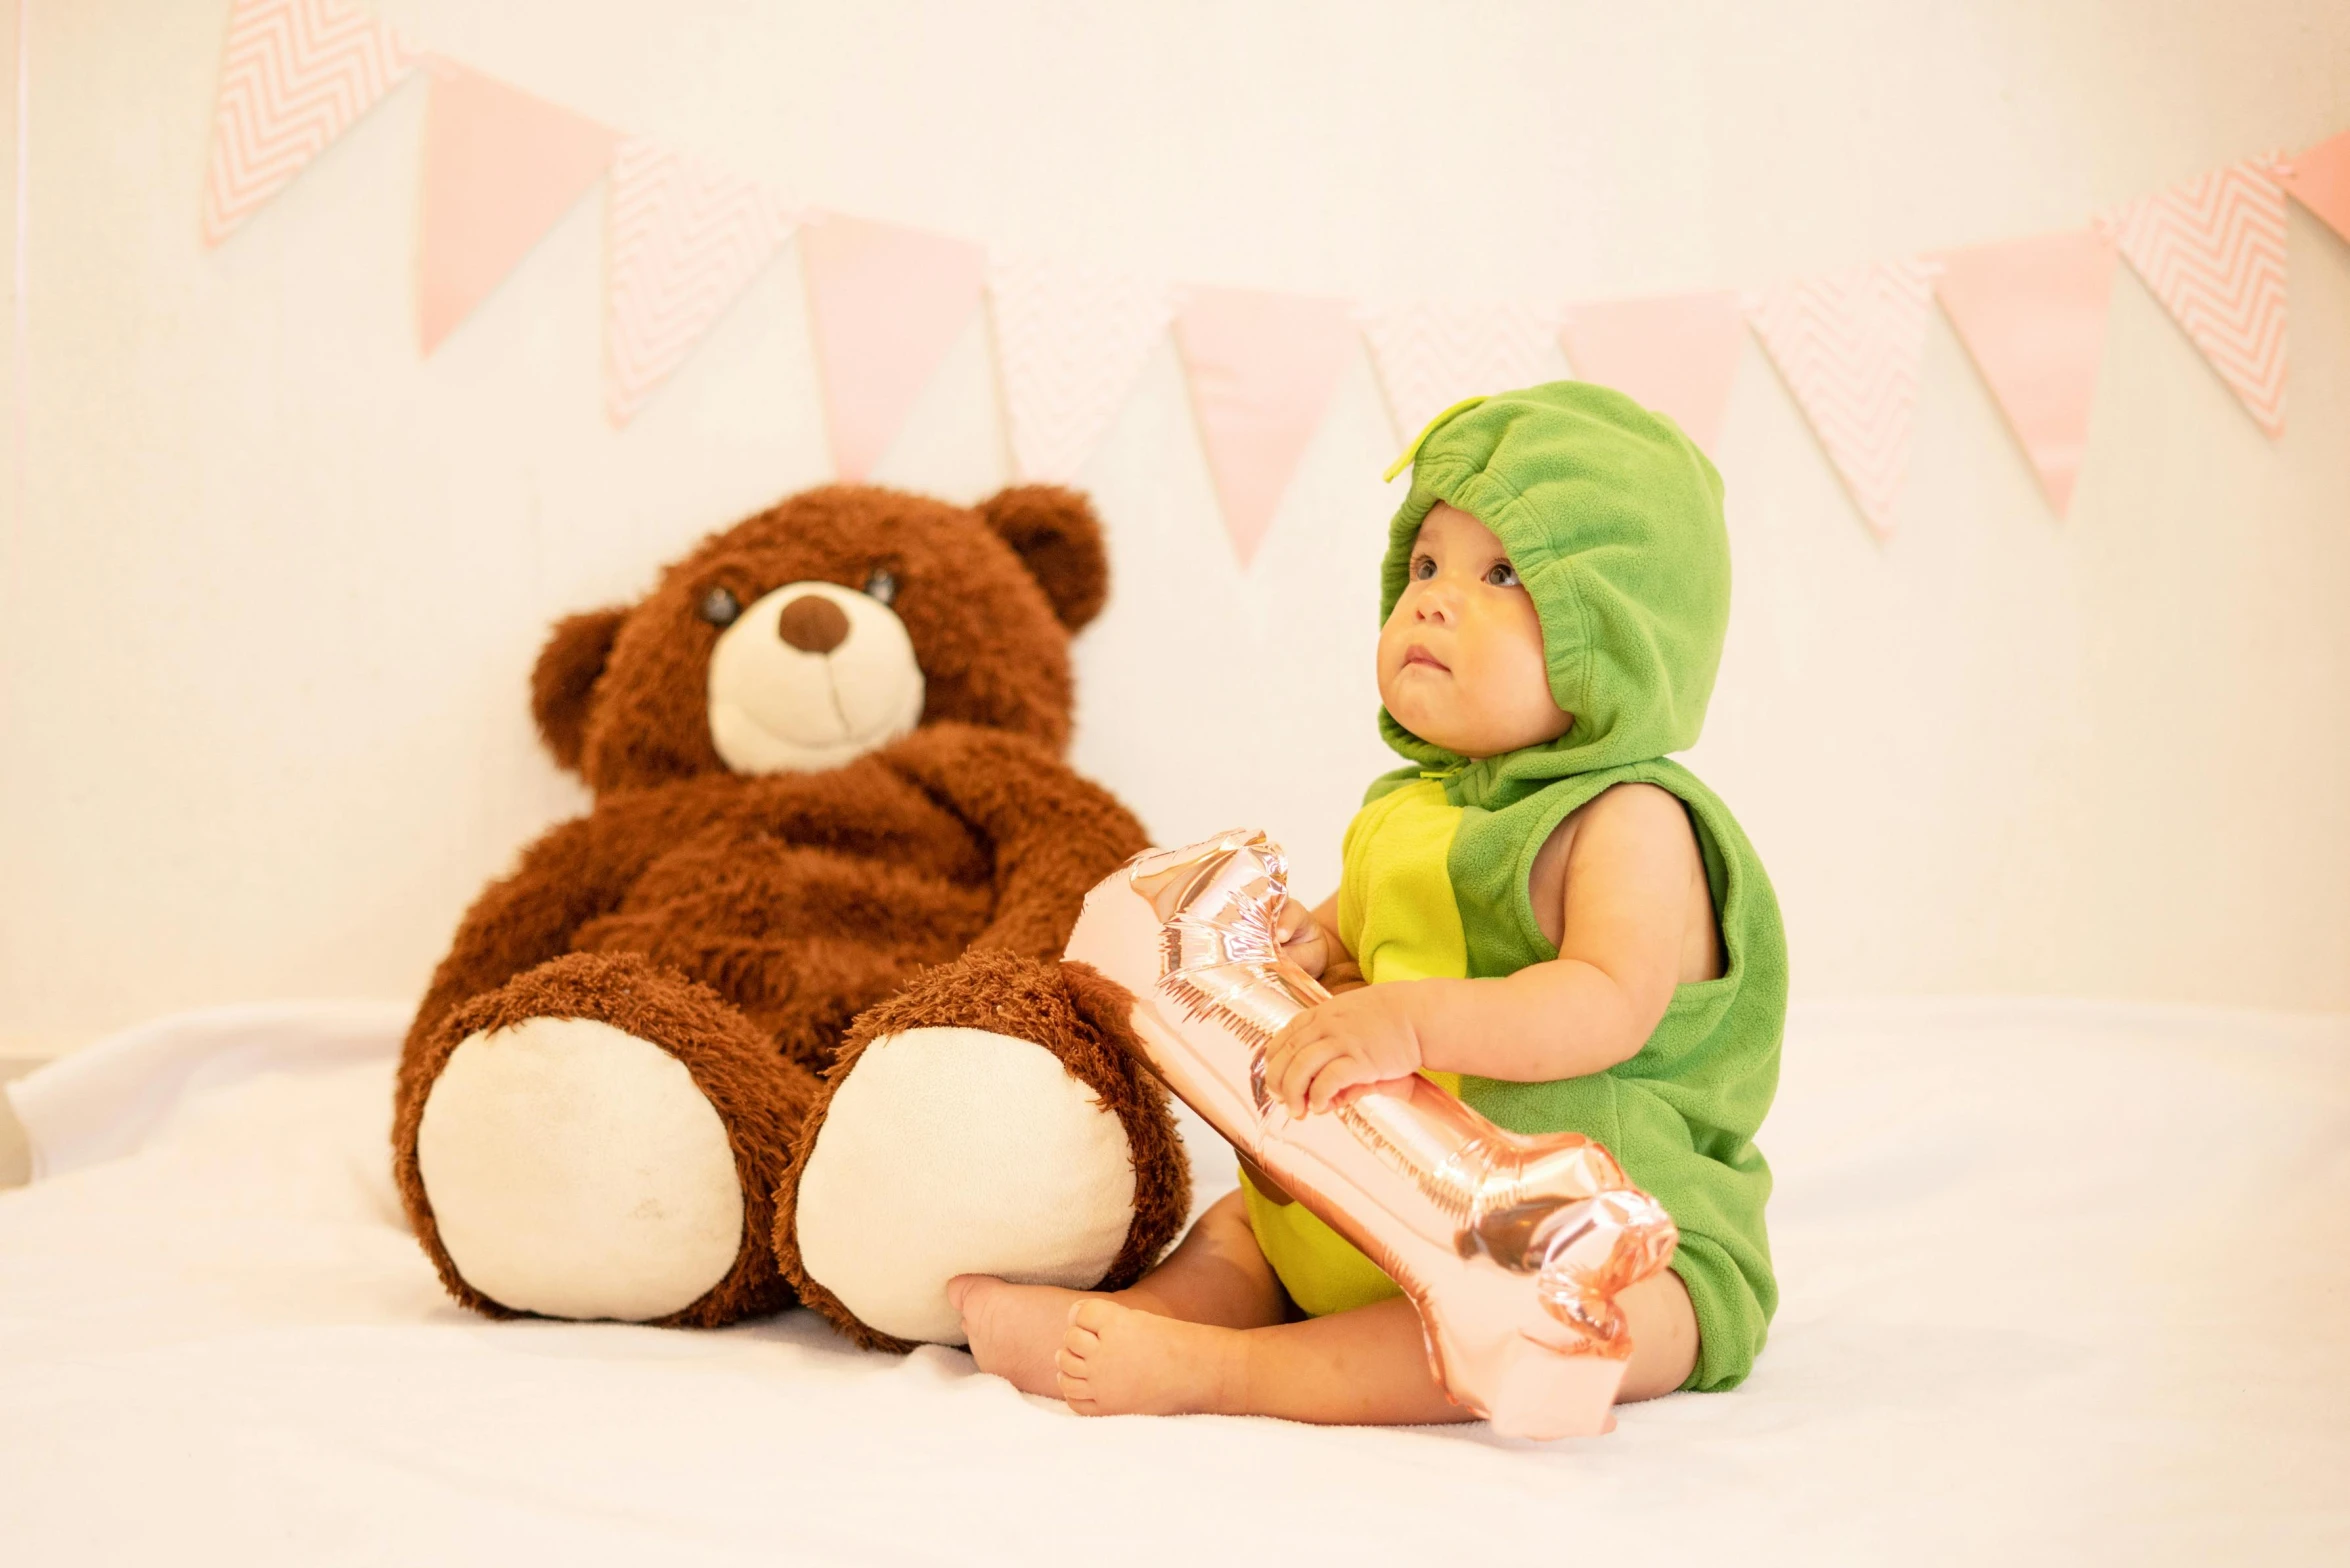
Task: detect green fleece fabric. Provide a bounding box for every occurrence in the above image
[1374,381,1789,1392]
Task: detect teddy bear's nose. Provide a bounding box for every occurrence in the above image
[776,594,851,654]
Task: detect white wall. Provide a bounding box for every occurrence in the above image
[3,0,2346,1055]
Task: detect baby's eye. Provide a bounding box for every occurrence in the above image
[1484,562,1521,589]
[1411,555,1437,582]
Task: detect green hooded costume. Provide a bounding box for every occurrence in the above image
[1239,381,1789,1392]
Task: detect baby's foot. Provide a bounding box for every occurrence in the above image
[948,1275,1098,1397]
[1055,1298,1243,1416]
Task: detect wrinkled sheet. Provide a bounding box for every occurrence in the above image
[3,1000,2345,1566]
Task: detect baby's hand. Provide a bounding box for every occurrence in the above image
[1262,986,1424,1116]
[1274,896,1328,979]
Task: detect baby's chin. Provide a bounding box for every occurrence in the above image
[1384,695,1496,758]
[1385,691,1567,760]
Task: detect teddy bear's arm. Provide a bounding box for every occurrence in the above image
[881,723,1147,959]
[404,812,654,1053]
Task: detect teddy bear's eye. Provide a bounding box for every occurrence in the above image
[698,586,742,628]
[863,567,898,606]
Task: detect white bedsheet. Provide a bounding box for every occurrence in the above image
[3,1000,2345,1566]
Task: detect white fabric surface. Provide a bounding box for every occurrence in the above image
[2,1000,2345,1565]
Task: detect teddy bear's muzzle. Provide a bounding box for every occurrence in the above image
[705,580,926,774]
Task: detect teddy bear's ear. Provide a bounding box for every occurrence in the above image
[978,485,1110,631]
[530,608,627,775]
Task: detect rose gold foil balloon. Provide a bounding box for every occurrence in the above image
[1066,829,1679,1440]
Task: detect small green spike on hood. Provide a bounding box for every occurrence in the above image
[1377,380,1730,799]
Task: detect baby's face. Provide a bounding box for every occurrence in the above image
[1377,503,1572,759]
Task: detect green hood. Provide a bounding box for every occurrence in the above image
[1377,381,1729,807]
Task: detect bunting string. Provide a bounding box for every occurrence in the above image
[196,0,2350,558]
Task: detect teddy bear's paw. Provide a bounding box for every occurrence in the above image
[790,1026,1138,1346]
[415,1015,747,1322]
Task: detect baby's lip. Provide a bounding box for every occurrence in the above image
[1402,644,1450,673]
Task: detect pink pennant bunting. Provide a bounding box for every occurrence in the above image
[1358,301,1558,440]
[605,139,800,427]
[798,214,988,482]
[200,0,416,247]
[418,61,619,354]
[988,255,1172,483]
[1933,230,2117,517]
[2102,159,2289,436]
[1746,259,1942,540]
[1172,287,1359,567]
[1555,291,1746,453]
[2280,130,2350,249]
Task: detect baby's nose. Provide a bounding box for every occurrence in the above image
[776,594,850,654]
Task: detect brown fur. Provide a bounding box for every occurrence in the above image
[393,483,1182,1335]
[773,951,1191,1351]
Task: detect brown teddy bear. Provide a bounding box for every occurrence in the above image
[390,482,1190,1351]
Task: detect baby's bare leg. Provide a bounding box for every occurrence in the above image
[1058,1264,1698,1423]
[952,1189,1286,1395]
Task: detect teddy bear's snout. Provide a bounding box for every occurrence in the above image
[776,595,850,655]
[705,580,926,776]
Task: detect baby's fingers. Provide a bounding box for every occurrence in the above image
[1304,1054,1377,1114]
[1272,1029,1341,1117]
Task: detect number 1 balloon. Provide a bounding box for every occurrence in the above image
[1066,829,1679,1439]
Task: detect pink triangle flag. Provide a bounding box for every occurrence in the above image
[1358,301,1558,440]
[1173,287,1359,567]
[1932,230,2117,517]
[200,0,418,247]
[605,139,801,427]
[2280,130,2350,249]
[1555,291,1746,453]
[2101,159,2289,436]
[418,61,620,354]
[1746,259,1942,540]
[988,254,1172,483]
[798,214,988,482]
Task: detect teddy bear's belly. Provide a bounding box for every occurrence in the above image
[570,836,996,1070]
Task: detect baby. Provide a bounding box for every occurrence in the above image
[953,382,1787,1423]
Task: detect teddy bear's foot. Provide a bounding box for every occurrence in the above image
[777,951,1191,1350]
[395,953,816,1327]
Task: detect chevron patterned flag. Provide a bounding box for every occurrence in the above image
[2102,159,2290,437]
[605,139,801,426]
[1358,300,1561,441]
[200,0,416,247]
[1746,258,1943,539]
[987,255,1173,483]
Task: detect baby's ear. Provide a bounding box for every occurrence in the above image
[530,608,627,774]
[979,485,1109,631]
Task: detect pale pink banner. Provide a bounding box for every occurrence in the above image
[418,60,619,354]
[2102,158,2290,437]
[1172,287,1359,567]
[605,138,800,427]
[1746,259,1942,540]
[1358,301,1559,441]
[988,254,1172,483]
[1555,291,1746,454]
[201,0,417,247]
[2281,130,2350,249]
[799,214,987,482]
[1933,230,2117,518]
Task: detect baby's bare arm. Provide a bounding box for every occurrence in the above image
[1265,784,1703,1110]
